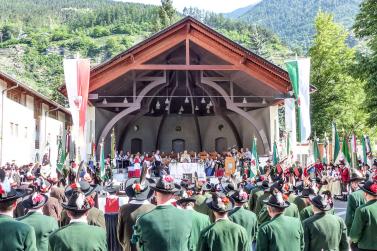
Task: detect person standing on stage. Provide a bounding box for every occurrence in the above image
[0,169,37,251]
[132,175,192,251]
[302,193,348,251]
[349,180,377,251]
[153,150,162,176]
[256,192,304,251]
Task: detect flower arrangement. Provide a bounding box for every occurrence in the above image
[132,183,143,193]
[239,190,248,201]
[70,183,80,190]
[32,194,43,205]
[370,183,377,194]
[163,175,174,183]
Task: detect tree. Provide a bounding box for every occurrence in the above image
[159,0,176,27]
[309,12,367,137]
[354,0,377,127]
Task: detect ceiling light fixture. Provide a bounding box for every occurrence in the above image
[102,98,107,104]
[208,100,213,107]
[184,97,189,104]
[242,98,247,104]
[165,98,169,104]
[156,101,160,109]
[262,98,267,104]
[195,105,199,111]
[123,97,128,103]
[201,97,206,104]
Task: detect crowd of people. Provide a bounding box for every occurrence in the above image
[0,147,377,251]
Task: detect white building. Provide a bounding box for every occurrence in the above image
[0,71,70,166]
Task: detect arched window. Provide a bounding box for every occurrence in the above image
[172,139,185,153]
[131,138,142,154]
[215,137,227,153]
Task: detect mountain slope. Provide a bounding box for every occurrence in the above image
[224,1,261,19]
[0,0,292,104]
[236,0,362,49]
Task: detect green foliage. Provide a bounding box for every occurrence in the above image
[353,0,377,127]
[235,0,362,50]
[309,12,367,137]
[0,0,292,105]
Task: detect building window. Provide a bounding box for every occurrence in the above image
[24,126,28,138]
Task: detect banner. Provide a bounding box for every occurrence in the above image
[286,58,311,143]
[250,137,259,178]
[63,58,90,162]
[332,122,340,162]
[99,139,105,179]
[272,141,279,166]
[56,137,66,174]
[362,135,367,165]
[284,98,296,155]
[313,138,320,161]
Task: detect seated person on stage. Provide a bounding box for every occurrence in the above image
[180,150,191,163]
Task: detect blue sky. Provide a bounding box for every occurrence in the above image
[116,0,261,13]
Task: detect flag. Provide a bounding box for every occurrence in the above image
[351,133,357,168]
[332,122,340,162]
[362,135,367,165]
[313,138,320,161]
[56,137,66,174]
[99,139,105,179]
[286,58,311,143]
[335,133,351,166]
[323,133,328,164]
[63,58,90,162]
[284,98,296,155]
[111,128,116,163]
[249,138,259,178]
[272,141,279,166]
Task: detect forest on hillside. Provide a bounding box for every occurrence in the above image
[0,0,292,103]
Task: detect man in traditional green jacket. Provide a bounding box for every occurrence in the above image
[133,175,193,251]
[256,192,304,251]
[253,181,271,215]
[61,180,105,228]
[18,192,59,251]
[349,181,377,251]
[345,171,365,250]
[0,174,37,251]
[248,180,267,212]
[198,193,249,251]
[177,195,211,251]
[193,183,213,216]
[294,186,315,212]
[229,188,258,250]
[48,187,107,251]
[302,193,348,251]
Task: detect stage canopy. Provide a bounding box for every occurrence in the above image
[87,16,291,155]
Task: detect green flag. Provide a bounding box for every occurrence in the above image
[250,138,259,178]
[323,133,328,164]
[332,122,340,162]
[342,134,352,165]
[272,141,279,166]
[100,139,105,179]
[56,137,66,174]
[313,138,320,161]
[362,135,367,165]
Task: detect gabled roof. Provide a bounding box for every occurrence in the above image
[0,71,70,115]
[89,16,291,93]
